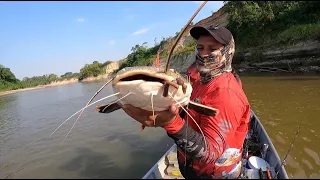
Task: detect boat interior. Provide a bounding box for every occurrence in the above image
[142,110,289,179]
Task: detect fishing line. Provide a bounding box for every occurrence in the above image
[274,118,304,178]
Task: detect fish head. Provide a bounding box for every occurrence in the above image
[111,66,192,112]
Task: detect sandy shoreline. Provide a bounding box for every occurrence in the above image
[80,74,111,82]
[0,74,114,97]
[0,78,80,97]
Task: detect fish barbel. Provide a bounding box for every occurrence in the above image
[96,66,218,117]
[50,1,214,144]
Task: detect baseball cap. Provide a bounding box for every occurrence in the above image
[190,25,232,45]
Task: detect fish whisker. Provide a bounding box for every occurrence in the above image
[101,92,133,112]
[61,92,125,144]
[151,91,156,125]
[168,93,208,149]
[50,92,120,138]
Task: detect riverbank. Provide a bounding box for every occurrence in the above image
[80,74,111,82]
[0,78,79,97]
[0,73,115,97]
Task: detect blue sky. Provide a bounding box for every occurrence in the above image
[0,1,224,80]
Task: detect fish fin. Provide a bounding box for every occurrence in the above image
[188,101,219,116]
[96,102,121,114]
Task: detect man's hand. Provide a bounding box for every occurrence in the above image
[119,103,180,127]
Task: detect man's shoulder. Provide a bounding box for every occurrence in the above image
[216,72,241,88]
[206,73,249,104]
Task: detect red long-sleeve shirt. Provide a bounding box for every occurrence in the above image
[162,72,250,178]
[185,62,200,84]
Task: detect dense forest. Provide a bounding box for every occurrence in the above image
[1,1,319,92]
[224,1,320,51]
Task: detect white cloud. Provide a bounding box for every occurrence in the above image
[132,28,149,35]
[108,40,115,45]
[76,18,85,22]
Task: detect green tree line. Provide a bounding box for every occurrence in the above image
[0,64,81,91]
[2,1,318,92]
[0,60,111,92]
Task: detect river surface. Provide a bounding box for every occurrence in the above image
[0,75,319,179]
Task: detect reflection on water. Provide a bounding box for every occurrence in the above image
[242,75,320,178]
[0,75,319,178]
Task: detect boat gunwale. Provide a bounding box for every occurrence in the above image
[250,110,289,179]
[142,143,177,179]
[142,110,289,179]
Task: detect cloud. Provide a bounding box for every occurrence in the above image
[132,28,149,35]
[108,40,115,45]
[76,18,85,22]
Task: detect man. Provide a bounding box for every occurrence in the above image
[120,25,251,179]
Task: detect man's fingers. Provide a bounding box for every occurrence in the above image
[144,120,155,127]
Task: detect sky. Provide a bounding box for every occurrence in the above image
[0,1,224,80]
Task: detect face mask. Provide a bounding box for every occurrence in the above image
[195,46,224,73]
[194,37,235,83]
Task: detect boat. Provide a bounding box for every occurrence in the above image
[142,110,289,179]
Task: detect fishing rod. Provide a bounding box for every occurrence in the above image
[164,1,208,74]
[61,2,208,143]
[274,118,304,178]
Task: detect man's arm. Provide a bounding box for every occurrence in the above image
[162,88,244,163]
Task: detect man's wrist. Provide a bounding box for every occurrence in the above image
[161,115,184,134]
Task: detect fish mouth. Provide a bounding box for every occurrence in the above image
[111,69,190,112]
[119,74,166,83]
[115,72,180,91]
[113,68,175,86]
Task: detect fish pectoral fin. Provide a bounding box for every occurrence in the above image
[96,102,122,114]
[188,101,219,117]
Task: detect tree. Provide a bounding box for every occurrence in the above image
[78,61,105,80]
[0,64,19,83]
[61,72,73,78]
